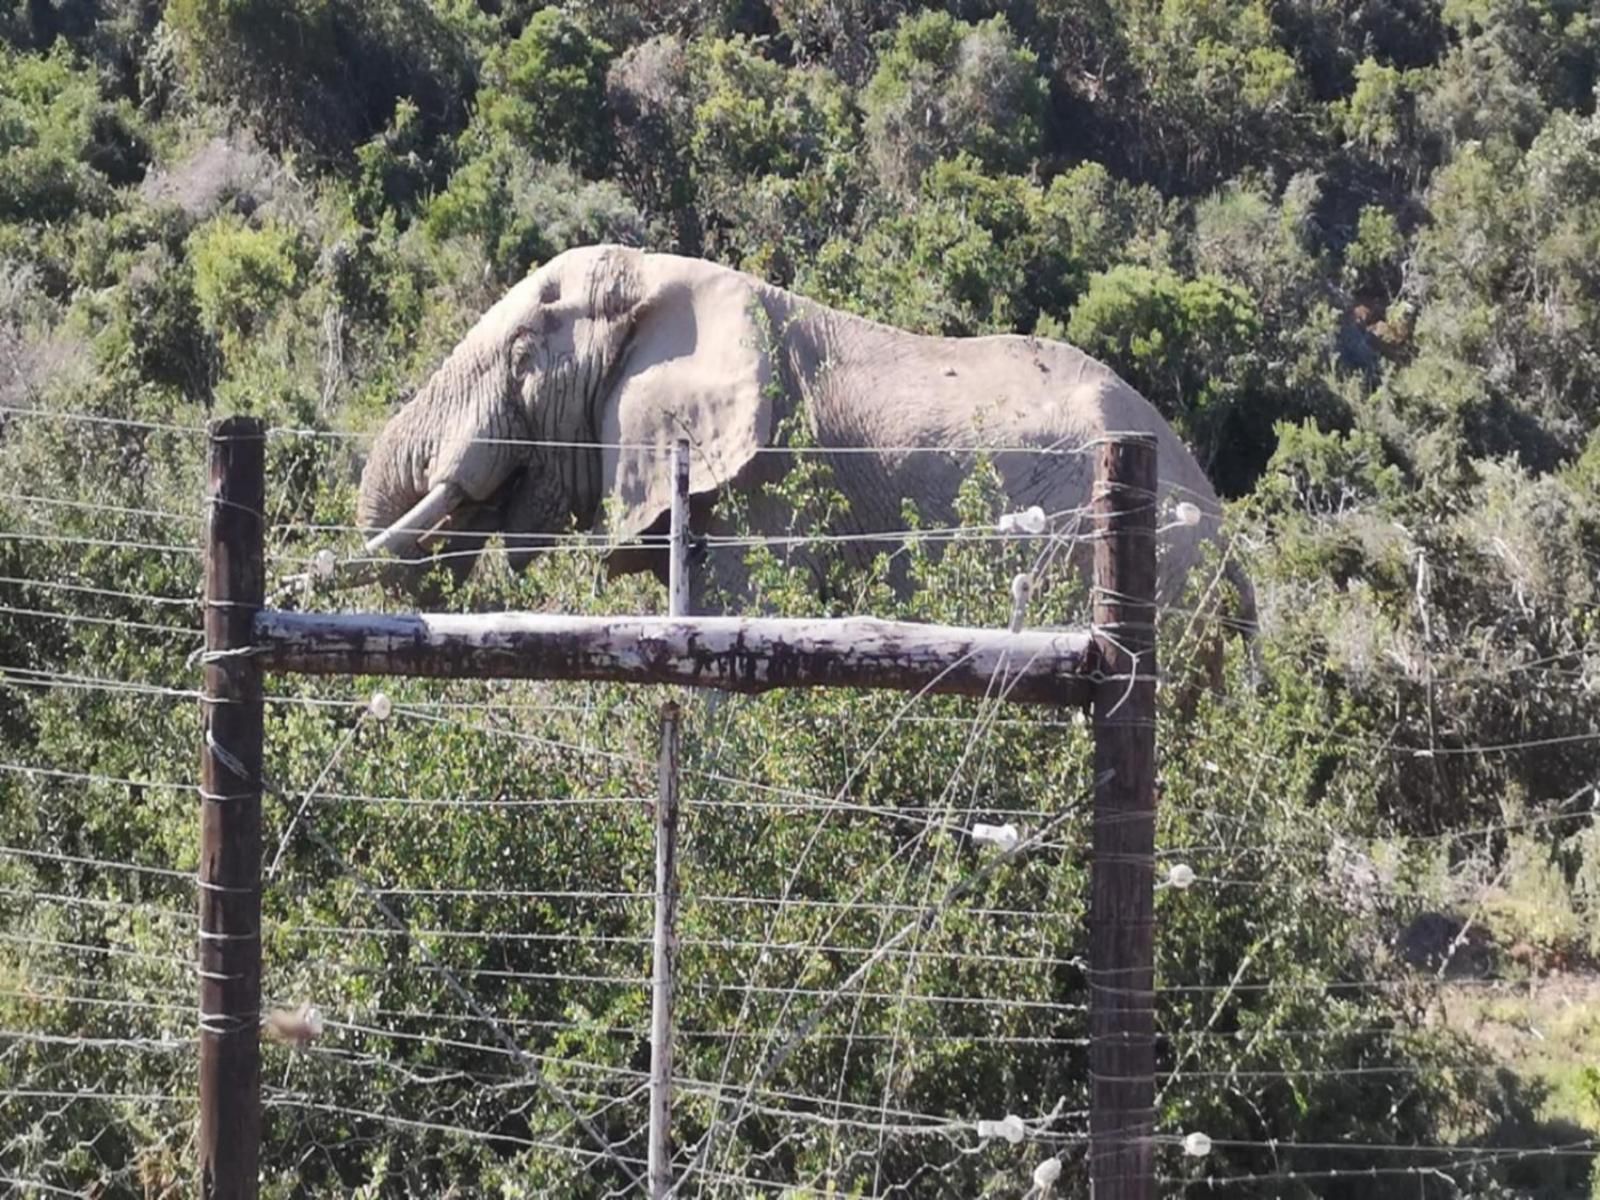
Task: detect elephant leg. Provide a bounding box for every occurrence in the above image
[497,467,569,575]
[432,500,502,585]
[604,505,671,593]
[605,492,726,613]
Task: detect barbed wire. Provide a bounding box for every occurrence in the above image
[0,403,1167,463]
[0,530,200,557]
[269,514,1099,547]
[0,403,205,434]
[1160,1133,1600,1191]
[261,422,1120,458]
[693,597,1092,1188]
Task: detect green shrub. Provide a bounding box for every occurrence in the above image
[862,11,1044,193]
[480,8,614,175]
[424,144,649,283]
[1067,264,1261,457]
[351,99,432,228]
[0,43,146,224]
[803,158,1037,335]
[125,244,217,401]
[682,39,859,272]
[188,215,307,353]
[1346,205,1406,296]
[165,0,470,158]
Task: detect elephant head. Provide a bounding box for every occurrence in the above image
[356,245,780,581]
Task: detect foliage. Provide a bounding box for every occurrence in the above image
[479,9,615,175]
[187,213,307,356]
[1067,264,1260,464]
[164,0,471,159]
[424,140,650,283]
[0,42,144,225]
[682,36,859,272]
[5,0,1600,1192]
[861,11,1044,193]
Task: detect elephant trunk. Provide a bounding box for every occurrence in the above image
[357,398,449,560]
[356,426,497,592]
[357,341,530,571]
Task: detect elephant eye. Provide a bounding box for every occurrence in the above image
[510,326,539,372]
[512,311,550,351]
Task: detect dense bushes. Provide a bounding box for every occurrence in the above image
[479,9,614,173]
[5,0,1600,1193]
[861,12,1044,192]
[165,0,472,158]
[0,43,145,226]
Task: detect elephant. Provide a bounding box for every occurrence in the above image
[356,244,1255,644]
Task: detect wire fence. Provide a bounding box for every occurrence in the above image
[1,410,1597,1195]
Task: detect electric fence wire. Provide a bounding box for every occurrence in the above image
[2,415,1597,1192]
[686,510,1094,1193]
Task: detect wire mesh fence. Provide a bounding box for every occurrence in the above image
[1,411,1597,1196]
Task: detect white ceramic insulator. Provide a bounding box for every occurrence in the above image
[1017,505,1047,534]
[973,822,1021,853]
[368,692,393,721]
[1033,1156,1063,1187]
[977,1114,1026,1144]
[997,513,1019,533]
[1011,573,1032,608]
[1167,863,1196,890]
[312,548,337,579]
[303,1005,325,1038]
[1183,1131,1213,1157]
[1175,501,1202,526]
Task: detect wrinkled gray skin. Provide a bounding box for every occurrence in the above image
[358,245,1255,637]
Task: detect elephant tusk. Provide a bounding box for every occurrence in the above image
[416,511,459,551]
[398,500,466,553]
[365,483,462,557]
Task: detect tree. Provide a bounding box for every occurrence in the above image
[165,0,470,159]
[606,34,701,249]
[1067,263,1261,472]
[0,43,144,226]
[480,8,615,176]
[1041,0,1316,193]
[685,36,859,272]
[861,11,1045,193]
[424,142,649,283]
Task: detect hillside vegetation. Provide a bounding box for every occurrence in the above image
[2,1,1600,1196]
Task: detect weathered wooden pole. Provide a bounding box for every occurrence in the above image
[199,416,265,1200]
[668,436,691,619]
[1089,434,1157,1200]
[254,613,1095,705]
[649,438,690,1197]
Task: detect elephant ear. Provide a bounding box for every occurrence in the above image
[597,260,776,542]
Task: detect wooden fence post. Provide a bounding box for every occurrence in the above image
[668,436,691,619]
[199,416,266,1200]
[1089,434,1158,1200]
[649,437,691,1197]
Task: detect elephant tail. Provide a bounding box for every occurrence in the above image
[1222,556,1266,689]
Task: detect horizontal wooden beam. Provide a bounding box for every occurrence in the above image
[254,612,1097,707]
